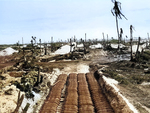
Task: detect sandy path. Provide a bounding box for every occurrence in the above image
[61,62,89,74]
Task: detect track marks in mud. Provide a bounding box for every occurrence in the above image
[62,73,78,113]
[86,73,114,113]
[39,74,68,113]
[78,73,94,112]
[40,73,114,113]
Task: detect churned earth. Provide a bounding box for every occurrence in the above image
[0,45,150,113]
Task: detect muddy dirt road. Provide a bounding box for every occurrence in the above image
[40,73,114,113]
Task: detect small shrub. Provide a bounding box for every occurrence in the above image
[140,51,150,61]
[120,79,129,85]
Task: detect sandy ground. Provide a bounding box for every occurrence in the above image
[0,62,90,113]
[0,73,22,113]
[61,62,89,74]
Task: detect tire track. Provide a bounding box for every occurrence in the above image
[39,73,114,113]
[78,73,95,113]
[61,73,78,113]
[86,73,114,113]
[39,74,67,113]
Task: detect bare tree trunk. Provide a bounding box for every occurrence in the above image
[116,16,120,50]
[51,37,53,52]
[107,34,108,47]
[13,91,24,113]
[130,38,133,61]
[136,37,141,61]
[22,37,24,46]
[70,38,72,52]
[102,32,105,48]
[148,33,150,46]
[130,25,133,61]
[39,39,41,55]
[23,103,30,113]
[146,40,148,48]
[136,37,140,55]
[45,44,47,55]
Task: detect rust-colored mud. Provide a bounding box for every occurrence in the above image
[62,73,78,113]
[86,73,114,113]
[39,74,68,113]
[78,73,94,113]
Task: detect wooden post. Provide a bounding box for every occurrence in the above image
[23,103,30,113]
[13,91,24,113]
[130,38,133,61]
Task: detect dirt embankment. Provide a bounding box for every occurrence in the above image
[98,73,138,113]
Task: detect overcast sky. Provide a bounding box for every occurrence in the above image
[0,0,150,44]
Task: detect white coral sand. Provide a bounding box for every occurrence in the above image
[89,43,103,49]
[0,47,18,56]
[54,45,72,55]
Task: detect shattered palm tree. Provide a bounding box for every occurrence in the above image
[130,25,135,61]
[119,28,123,43]
[111,0,127,50]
